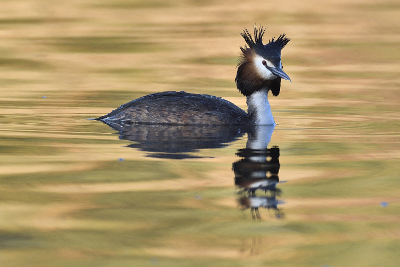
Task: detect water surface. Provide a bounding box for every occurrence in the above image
[1,0,399,266]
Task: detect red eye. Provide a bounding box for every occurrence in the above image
[262,60,267,66]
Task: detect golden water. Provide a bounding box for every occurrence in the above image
[1,0,399,266]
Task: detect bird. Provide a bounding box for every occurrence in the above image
[96,26,290,126]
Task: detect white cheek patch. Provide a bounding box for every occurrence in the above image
[253,55,277,80]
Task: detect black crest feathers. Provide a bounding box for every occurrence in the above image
[269,34,290,50]
[240,26,266,50]
[240,26,290,59]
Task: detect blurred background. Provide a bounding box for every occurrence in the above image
[1,0,399,266]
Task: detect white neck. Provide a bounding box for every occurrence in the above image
[246,89,275,125]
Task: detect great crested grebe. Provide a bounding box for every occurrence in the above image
[96,26,290,126]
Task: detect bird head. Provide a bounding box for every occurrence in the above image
[236,26,290,96]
